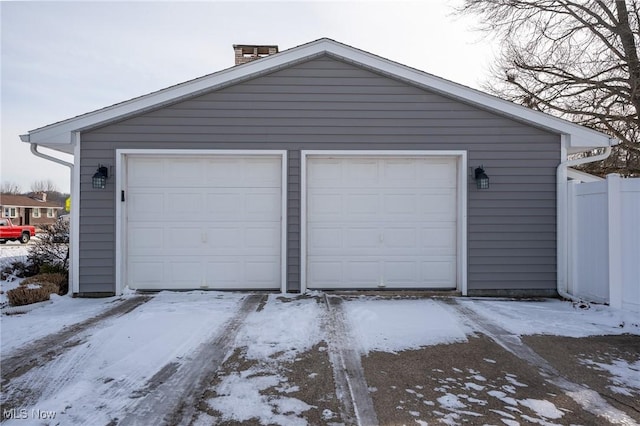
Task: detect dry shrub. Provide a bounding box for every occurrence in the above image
[7,273,64,306]
[22,273,66,289]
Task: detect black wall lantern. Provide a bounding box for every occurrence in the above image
[92,165,109,189]
[474,166,490,189]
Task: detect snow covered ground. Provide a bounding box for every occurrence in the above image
[1,241,638,425]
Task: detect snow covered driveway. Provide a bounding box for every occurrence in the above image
[1,293,638,425]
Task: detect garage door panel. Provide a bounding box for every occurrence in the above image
[307,156,458,289]
[129,227,164,250]
[205,192,243,218]
[384,261,418,283]
[308,193,342,217]
[419,192,457,216]
[308,226,342,249]
[245,260,280,285]
[422,226,456,253]
[126,155,282,290]
[129,261,165,286]
[168,160,205,185]
[128,158,164,187]
[383,159,418,185]
[421,259,457,284]
[173,192,204,212]
[245,226,280,249]
[347,261,380,283]
[307,159,343,187]
[246,190,281,217]
[308,261,343,284]
[383,227,418,248]
[347,193,379,215]
[205,260,242,286]
[346,160,378,184]
[168,261,202,286]
[206,227,242,249]
[204,259,279,289]
[383,193,417,215]
[128,192,165,220]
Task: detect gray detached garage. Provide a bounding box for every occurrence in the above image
[21,38,615,297]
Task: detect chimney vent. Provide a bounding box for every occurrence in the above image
[233,44,278,65]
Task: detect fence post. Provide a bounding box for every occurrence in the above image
[607,174,622,309]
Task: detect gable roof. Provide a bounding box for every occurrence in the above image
[0,194,63,209]
[21,38,616,154]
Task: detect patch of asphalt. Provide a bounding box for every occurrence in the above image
[363,334,601,425]
[448,299,639,425]
[118,294,267,426]
[196,342,343,425]
[1,296,151,388]
[523,334,640,420]
[323,294,378,426]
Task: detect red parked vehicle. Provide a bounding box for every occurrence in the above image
[0,218,36,244]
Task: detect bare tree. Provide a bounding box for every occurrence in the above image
[30,179,58,193]
[458,0,640,176]
[1,182,22,194]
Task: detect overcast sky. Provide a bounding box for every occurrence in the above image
[1,1,497,194]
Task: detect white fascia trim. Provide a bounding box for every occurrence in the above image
[24,38,612,150]
[71,133,81,295]
[114,149,288,295]
[300,150,468,294]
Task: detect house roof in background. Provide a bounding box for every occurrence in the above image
[0,194,63,208]
[20,38,616,154]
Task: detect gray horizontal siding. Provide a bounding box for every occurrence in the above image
[80,54,559,294]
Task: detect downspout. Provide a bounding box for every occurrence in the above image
[29,143,74,296]
[557,141,614,301]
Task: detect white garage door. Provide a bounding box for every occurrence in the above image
[125,155,282,290]
[306,156,457,289]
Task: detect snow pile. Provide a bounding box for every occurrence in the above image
[343,298,471,353]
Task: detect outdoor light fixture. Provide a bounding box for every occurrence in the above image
[474,166,489,189]
[92,165,109,189]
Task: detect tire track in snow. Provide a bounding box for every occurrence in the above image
[1,296,150,386]
[118,293,267,426]
[447,299,639,425]
[0,296,151,417]
[323,294,379,426]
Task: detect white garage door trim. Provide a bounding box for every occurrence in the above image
[115,149,287,294]
[301,150,467,295]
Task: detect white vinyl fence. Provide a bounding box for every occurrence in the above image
[569,175,640,313]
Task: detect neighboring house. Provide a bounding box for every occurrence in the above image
[20,38,616,297]
[0,193,63,227]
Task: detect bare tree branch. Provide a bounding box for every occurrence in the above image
[459,0,640,176]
